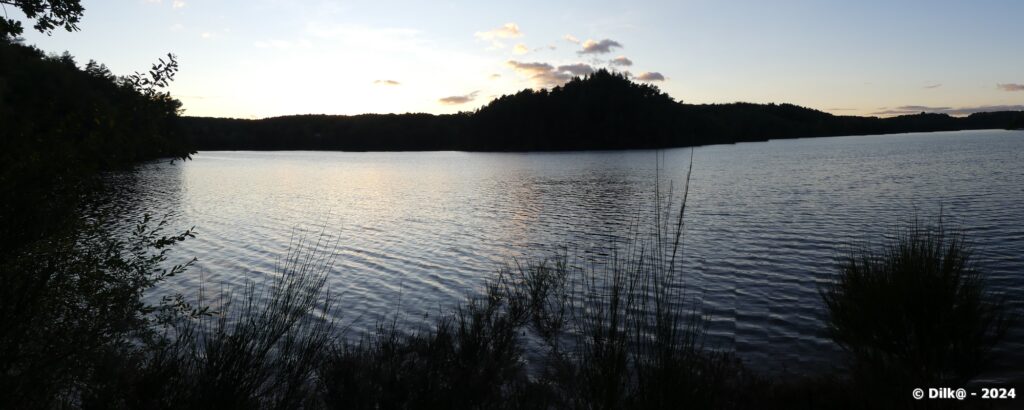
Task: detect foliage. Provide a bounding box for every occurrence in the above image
[1008,111,1024,129]
[180,70,1023,152]
[123,53,180,99]
[820,219,1012,404]
[0,25,196,407]
[467,70,683,150]
[91,237,338,409]
[320,279,542,409]
[0,0,85,37]
[0,40,192,254]
[0,210,195,408]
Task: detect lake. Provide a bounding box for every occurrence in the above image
[115,129,1024,382]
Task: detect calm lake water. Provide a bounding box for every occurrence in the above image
[117,130,1024,381]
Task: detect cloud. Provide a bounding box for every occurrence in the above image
[997,83,1024,92]
[924,83,941,89]
[475,23,522,41]
[610,56,633,66]
[374,79,400,86]
[507,60,597,88]
[872,105,1024,116]
[507,60,555,76]
[635,72,665,81]
[254,39,312,49]
[489,73,502,79]
[200,32,213,39]
[563,34,580,44]
[578,39,622,54]
[557,63,595,76]
[439,91,480,105]
[147,0,186,9]
[513,43,529,55]
[507,60,568,87]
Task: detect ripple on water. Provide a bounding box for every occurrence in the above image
[118,130,1024,382]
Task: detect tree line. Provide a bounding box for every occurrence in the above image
[0,38,192,249]
[183,70,1024,152]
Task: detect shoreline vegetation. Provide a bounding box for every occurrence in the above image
[1,180,1014,408]
[1,8,1019,408]
[180,72,1024,152]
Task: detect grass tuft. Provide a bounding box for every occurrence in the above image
[821,217,1012,404]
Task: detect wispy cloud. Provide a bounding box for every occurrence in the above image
[374,79,401,86]
[489,73,502,79]
[513,43,529,55]
[474,23,522,40]
[475,23,522,48]
[507,60,566,87]
[507,61,554,75]
[578,39,622,54]
[147,0,186,10]
[557,63,595,76]
[253,39,312,49]
[872,105,949,115]
[507,60,597,88]
[439,91,480,105]
[302,22,426,53]
[872,105,1024,116]
[563,34,580,44]
[635,72,665,81]
[610,56,633,66]
[923,83,941,89]
[997,83,1024,91]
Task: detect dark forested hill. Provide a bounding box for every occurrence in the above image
[0,39,192,247]
[182,70,1024,152]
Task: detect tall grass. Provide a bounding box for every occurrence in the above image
[318,150,752,409]
[318,275,541,409]
[821,218,1012,403]
[137,235,339,409]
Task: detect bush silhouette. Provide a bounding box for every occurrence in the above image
[821,219,1011,402]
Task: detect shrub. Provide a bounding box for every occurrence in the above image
[0,211,194,408]
[821,219,1011,401]
[128,236,338,409]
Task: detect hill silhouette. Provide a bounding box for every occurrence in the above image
[182,70,1023,152]
[0,39,192,249]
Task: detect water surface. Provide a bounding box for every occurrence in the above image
[118,130,1024,380]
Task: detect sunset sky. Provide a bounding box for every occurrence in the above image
[15,0,1024,119]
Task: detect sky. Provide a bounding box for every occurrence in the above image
[10,0,1024,118]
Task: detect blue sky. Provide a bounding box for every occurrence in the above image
[11,0,1024,118]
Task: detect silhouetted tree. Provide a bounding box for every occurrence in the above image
[0,40,191,250]
[0,7,196,406]
[0,0,84,37]
[181,70,1024,152]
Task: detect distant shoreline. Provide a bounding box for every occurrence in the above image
[180,71,1024,153]
[180,123,1020,154]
